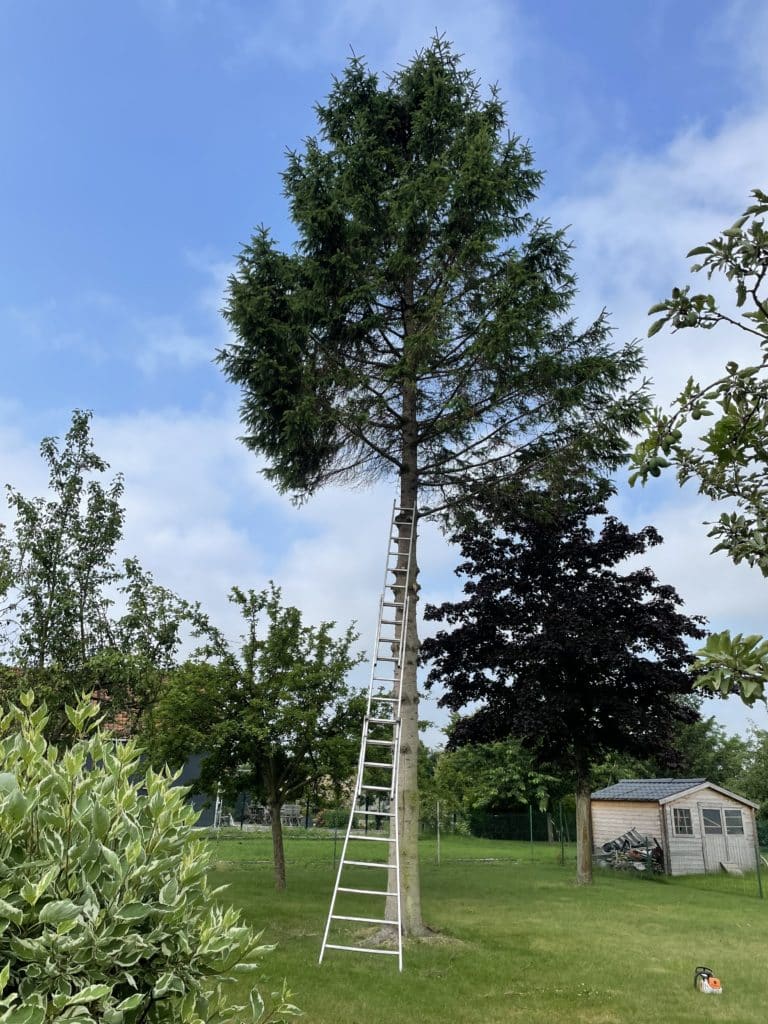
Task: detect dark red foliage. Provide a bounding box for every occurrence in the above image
[422,482,706,782]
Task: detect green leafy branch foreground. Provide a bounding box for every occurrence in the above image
[631,187,768,703]
[0,692,301,1024]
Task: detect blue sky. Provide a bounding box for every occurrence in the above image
[1,0,767,743]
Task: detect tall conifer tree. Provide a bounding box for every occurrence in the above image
[218,39,646,931]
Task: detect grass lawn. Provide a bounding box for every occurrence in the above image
[208,830,766,1023]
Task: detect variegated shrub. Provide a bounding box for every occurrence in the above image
[0,692,300,1023]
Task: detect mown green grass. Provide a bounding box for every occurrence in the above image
[208,831,766,1023]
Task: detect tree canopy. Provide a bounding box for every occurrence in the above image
[422,479,706,883]
[148,584,363,890]
[0,411,213,740]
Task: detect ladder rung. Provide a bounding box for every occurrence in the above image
[324,944,399,956]
[380,619,399,625]
[349,835,395,843]
[366,739,395,746]
[382,602,404,609]
[364,761,393,768]
[359,810,394,817]
[342,859,391,868]
[375,656,398,662]
[360,784,391,792]
[338,886,398,896]
[369,718,396,725]
[331,915,399,925]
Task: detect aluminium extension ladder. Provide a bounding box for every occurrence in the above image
[319,502,415,972]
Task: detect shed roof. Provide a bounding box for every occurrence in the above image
[591,778,759,809]
[591,779,707,801]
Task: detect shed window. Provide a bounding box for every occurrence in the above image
[673,808,693,835]
[724,809,744,835]
[702,808,723,834]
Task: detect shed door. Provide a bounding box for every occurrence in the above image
[698,806,729,871]
[720,807,752,868]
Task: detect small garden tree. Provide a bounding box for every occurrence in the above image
[422,479,705,883]
[0,691,299,1022]
[149,584,363,890]
[0,411,213,742]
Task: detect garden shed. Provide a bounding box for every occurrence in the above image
[591,778,759,875]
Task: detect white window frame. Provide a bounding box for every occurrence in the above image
[724,808,744,835]
[673,807,694,836]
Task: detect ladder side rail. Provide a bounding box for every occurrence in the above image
[365,499,401,716]
[392,716,403,970]
[365,592,389,718]
[319,714,373,963]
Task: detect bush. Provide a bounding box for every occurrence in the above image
[0,692,301,1023]
[314,808,349,830]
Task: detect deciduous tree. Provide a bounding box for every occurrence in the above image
[0,412,206,740]
[422,480,705,884]
[631,188,768,703]
[149,584,363,890]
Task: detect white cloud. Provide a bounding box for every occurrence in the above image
[235,0,524,102]
[133,316,213,375]
[553,104,768,408]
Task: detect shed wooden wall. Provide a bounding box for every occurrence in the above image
[591,800,662,849]
[663,789,757,875]
[591,787,758,876]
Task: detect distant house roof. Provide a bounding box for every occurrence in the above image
[591,778,759,809]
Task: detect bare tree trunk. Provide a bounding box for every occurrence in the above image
[575,774,593,885]
[398,539,428,934]
[383,401,428,935]
[269,803,287,891]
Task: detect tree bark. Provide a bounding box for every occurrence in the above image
[269,803,287,891]
[383,368,428,936]
[575,773,594,885]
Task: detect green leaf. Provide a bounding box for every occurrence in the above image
[114,992,144,1011]
[65,984,112,1005]
[0,901,22,928]
[249,988,265,1019]
[0,1008,45,1024]
[39,899,80,926]
[114,903,151,922]
[152,972,184,998]
[0,775,19,797]
[686,245,712,257]
[647,318,666,338]
[159,878,178,905]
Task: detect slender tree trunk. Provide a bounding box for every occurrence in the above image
[269,803,287,891]
[384,369,428,936]
[575,770,594,885]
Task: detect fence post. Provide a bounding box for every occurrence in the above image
[559,802,565,866]
[436,800,441,866]
[529,805,534,861]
